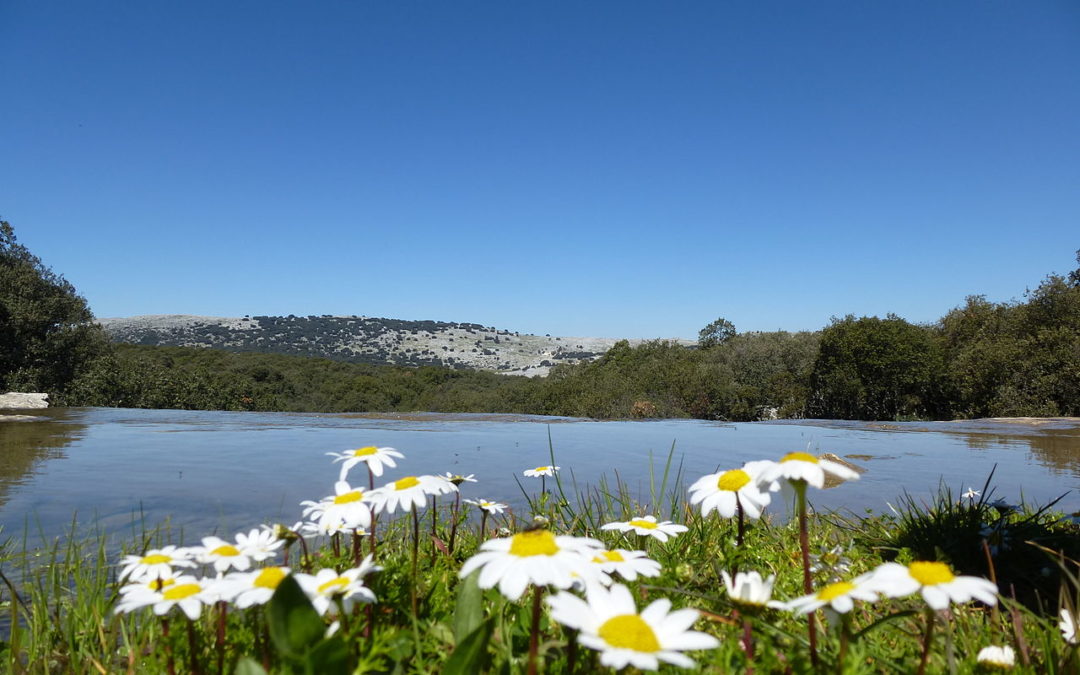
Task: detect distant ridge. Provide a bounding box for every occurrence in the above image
[97,314,686,375]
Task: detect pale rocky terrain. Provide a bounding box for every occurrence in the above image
[98,315,692,376]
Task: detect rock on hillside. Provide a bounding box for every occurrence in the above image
[97,315,685,376]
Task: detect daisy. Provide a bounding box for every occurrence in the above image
[118,545,196,582]
[976,645,1015,670]
[235,527,285,562]
[295,556,380,615]
[523,465,559,477]
[722,570,785,610]
[688,460,779,520]
[761,452,860,489]
[962,487,981,500]
[366,474,457,514]
[326,445,404,480]
[217,566,291,608]
[303,480,373,530]
[441,472,478,486]
[785,574,880,615]
[193,535,254,574]
[464,498,508,514]
[114,574,218,620]
[1061,608,1078,644]
[458,529,602,601]
[601,515,688,543]
[590,549,662,583]
[547,582,720,671]
[115,572,183,613]
[868,561,998,610]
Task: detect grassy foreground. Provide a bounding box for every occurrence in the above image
[1,446,1079,674]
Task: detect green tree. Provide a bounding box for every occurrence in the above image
[0,220,109,395]
[698,317,736,348]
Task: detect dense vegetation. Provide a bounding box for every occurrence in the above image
[4,219,1078,421]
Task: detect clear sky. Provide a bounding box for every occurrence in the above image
[2,2,1077,339]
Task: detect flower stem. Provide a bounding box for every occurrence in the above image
[527,585,544,675]
[838,611,852,674]
[161,616,176,675]
[736,495,745,548]
[368,466,378,559]
[411,508,420,616]
[794,480,818,669]
[916,608,936,675]
[215,601,227,675]
[186,617,202,675]
[480,510,489,541]
[449,492,461,554]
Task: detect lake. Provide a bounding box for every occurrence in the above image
[2,408,1079,543]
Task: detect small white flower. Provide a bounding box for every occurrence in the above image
[962,487,981,500]
[688,460,779,520]
[114,574,218,620]
[601,515,688,543]
[546,582,720,671]
[326,445,404,480]
[464,498,508,514]
[193,535,254,574]
[868,561,998,610]
[459,529,602,601]
[976,645,1015,669]
[217,566,292,608]
[785,574,880,615]
[441,472,477,485]
[366,474,457,514]
[761,452,860,489]
[295,555,381,616]
[1061,608,1078,644]
[722,570,785,610]
[523,465,560,478]
[303,480,373,531]
[118,545,196,582]
[590,549,662,583]
[235,528,285,562]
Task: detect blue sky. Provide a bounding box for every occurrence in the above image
[2,2,1077,339]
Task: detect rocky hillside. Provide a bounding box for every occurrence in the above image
[98,315,677,376]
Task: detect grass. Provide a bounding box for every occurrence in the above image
[1,449,1079,674]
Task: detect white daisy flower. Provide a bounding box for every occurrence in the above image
[235,528,285,562]
[868,561,998,610]
[962,487,981,500]
[217,566,291,608]
[118,545,196,582]
[1061,608,1078,644]
[193,535,254,574]
[688,460,779,520]
[721,570,785,610]
[590,549,662,583]
[114,574,218,620]
[785,574,880,615]
[546,582,720,671]
[523,465,559,477]
[976,645,1015,670]
[116,572,183,613]
[458,529,603,601]
[298,519,361,538]
[761,452,860,489]
[464,498,508,514]
[601,515,688,543]
[366,474,457,514]
[303,481,373,531]
[326,445,404,480]
[441,472,478,486]
[295,556,380,615]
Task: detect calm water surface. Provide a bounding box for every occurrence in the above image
[1,408,1079,542]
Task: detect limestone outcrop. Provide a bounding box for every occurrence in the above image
[0,392,49,409]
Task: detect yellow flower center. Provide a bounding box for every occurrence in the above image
[149,578,176,591]
[162,584,202,601]
[597,614,661,652]
[317,577,349,595]
[508,530,560,557]
[908,561,955,586]
[353,446,379,457]
[717,469,751,491]
[254,567,286,589]
[628,519,658,530]
[211,545,240,557]
[817,581,855,601]
[394,476,420,490]
[781,452,819,464]
[534,466,549,473]
[141,554,171,565]
[594,550,625,563]
[334,490,363,504]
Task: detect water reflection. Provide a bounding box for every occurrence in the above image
[0,409,86,509]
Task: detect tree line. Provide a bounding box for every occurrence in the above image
[3,219,1078,420]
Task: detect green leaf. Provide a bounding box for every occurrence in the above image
[268,575,326,659]
[453,570,484,644]
[234,657,269,675]
[443,618,493,675]
[304,636,349,675]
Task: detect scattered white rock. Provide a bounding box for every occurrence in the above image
[0,392,49,409]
